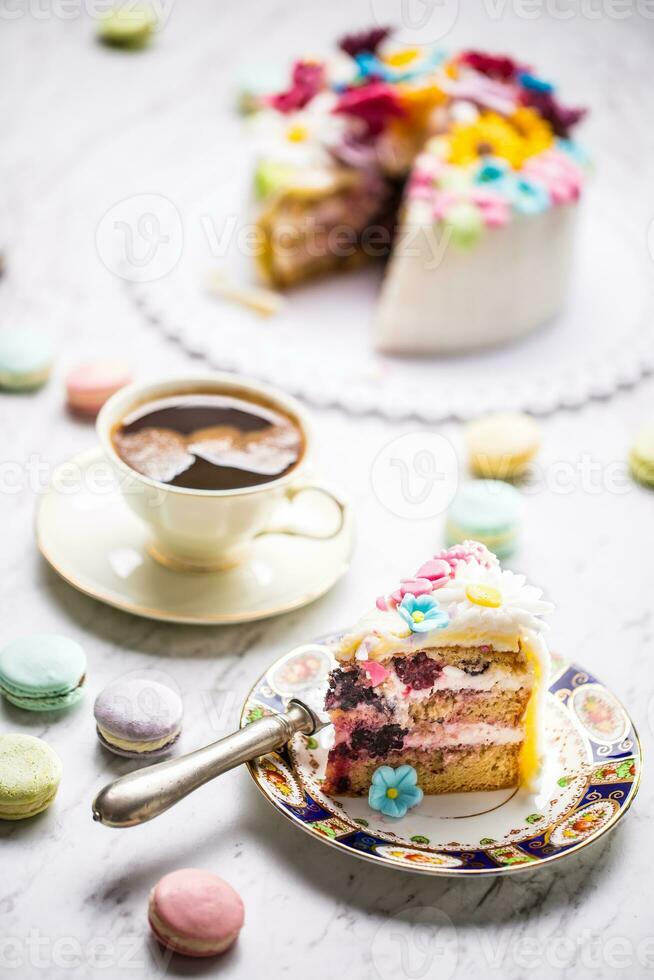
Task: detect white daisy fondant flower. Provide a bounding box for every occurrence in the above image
[436,560,552,634]
[249,93,349,168]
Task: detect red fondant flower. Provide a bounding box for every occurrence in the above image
[333,81,404,137]
[268,61,325,114]
[459,50,524,82]
[338,25,391,59]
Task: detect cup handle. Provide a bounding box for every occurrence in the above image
[256,482,347,541]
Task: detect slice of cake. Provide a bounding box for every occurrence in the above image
[246,29,587,352]
[323,542,552,797]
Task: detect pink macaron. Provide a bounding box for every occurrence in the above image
[65,360,132,417]
[148,869,244,958]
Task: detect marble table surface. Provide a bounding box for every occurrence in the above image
[1,3,653,978]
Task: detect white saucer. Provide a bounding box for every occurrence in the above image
[36,448,354,624]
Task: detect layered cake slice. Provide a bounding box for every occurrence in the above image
[246,28,587,352]
[323,542,552,796]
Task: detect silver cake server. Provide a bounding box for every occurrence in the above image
[92,697,327,828]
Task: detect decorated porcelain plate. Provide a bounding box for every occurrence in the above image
[241,640,641,876]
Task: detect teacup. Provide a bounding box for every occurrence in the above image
[97,373,345,571]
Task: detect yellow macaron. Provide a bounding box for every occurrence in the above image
[465,412,541,479]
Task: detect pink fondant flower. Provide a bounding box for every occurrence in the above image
[390,577,433,604]
[414,558,452,588]
[433,541,498,569]
[470,188,510,227]
[268,61,325,114]
[333,81,405,137]
[523,149,583,205]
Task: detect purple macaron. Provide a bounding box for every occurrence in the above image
[94,678,183,758]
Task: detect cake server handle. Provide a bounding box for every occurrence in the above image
[92,699,321,829]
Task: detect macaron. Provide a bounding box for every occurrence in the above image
[148,869,244,957]
[0,326,55,390]
[65,360,132,417]
[94,678,183,758]
[465,412,541,479]
[629,423,654,487]
[446,479,522,559]
[0,734,62,820]
[98,5,157,48]
[0,634,87,711]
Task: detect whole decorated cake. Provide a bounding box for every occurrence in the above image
[323,542,552,802]
[245,28,587,354]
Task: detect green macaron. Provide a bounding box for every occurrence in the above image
[0,634,87,711]
[0,327,55,390]
[446,479,522,559]
[0,734,62,820]
[98,5,157,49]
[629,423,654,487]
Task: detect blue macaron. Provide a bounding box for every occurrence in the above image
[445,479,522,559]
[0,634,87,711]
[0,327,55,390]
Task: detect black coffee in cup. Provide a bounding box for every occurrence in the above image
[112,392,304,491]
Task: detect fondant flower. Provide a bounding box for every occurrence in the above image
[433,541,498,570]
[398,593,449,633]
[459,50,524,81]
[518,71,554,94]
[447,109,552,168]
[368,764,423,818]
[268,61,326,114]
[338,25,390,59]
[505,175,550,215]
[436,560,553,632]
[414,557,452,587]
[522,148,583,205]
[390,577,433,604]
[355,47,444,85]
[250,95,347,168]
[520,88,587,138]
[333,81,405,137]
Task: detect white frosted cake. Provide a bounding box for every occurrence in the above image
[245,30,587,353]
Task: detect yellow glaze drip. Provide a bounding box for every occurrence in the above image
[519,643,541,789]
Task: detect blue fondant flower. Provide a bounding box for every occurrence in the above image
[507,175,550,214]
[518,72,554,94]
[475,157,509,185]
[368,765,424,818]
[354,48,444,84]
[556,138,589,168]
[398,593,449,633]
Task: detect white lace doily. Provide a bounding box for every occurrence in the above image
[128,141,654,422]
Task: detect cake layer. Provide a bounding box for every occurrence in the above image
[256,171,395,287]
[323,744,521,796]
[329,686,530,730]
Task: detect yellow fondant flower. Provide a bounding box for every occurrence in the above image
[447,110,553,169]
[509,106,553,158]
